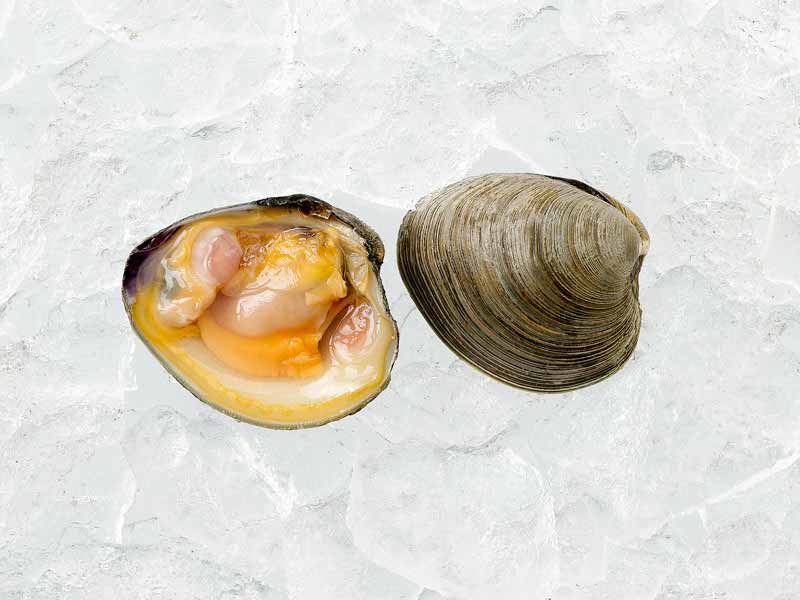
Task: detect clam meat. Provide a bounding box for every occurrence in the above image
[122,196,398,428]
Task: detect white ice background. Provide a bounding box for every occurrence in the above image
[1,1,800,598]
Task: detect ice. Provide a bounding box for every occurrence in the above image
[358,345,530,447]
[283,498,419,600]
[119,407,288,582]
[346,441,558,598]
[5,540,288,600]
[2,0,800,597]
[693,513,777,583]
[764,207,800,292]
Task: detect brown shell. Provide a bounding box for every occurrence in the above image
[397,173,650,392]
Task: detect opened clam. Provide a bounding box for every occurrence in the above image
[122,195,398,428]
[397,173,649,392]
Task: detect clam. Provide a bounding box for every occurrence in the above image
[122,195,398,428]
[397,173,649,392]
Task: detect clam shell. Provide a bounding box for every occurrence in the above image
[397,173,649,392]
[122,195,397,429]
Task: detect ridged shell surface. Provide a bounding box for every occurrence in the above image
[397,173,649,392]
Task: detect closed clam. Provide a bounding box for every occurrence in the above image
[122,195,398,429]
[397,173,649,392]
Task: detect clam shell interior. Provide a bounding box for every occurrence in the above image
[122,197,398,429]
